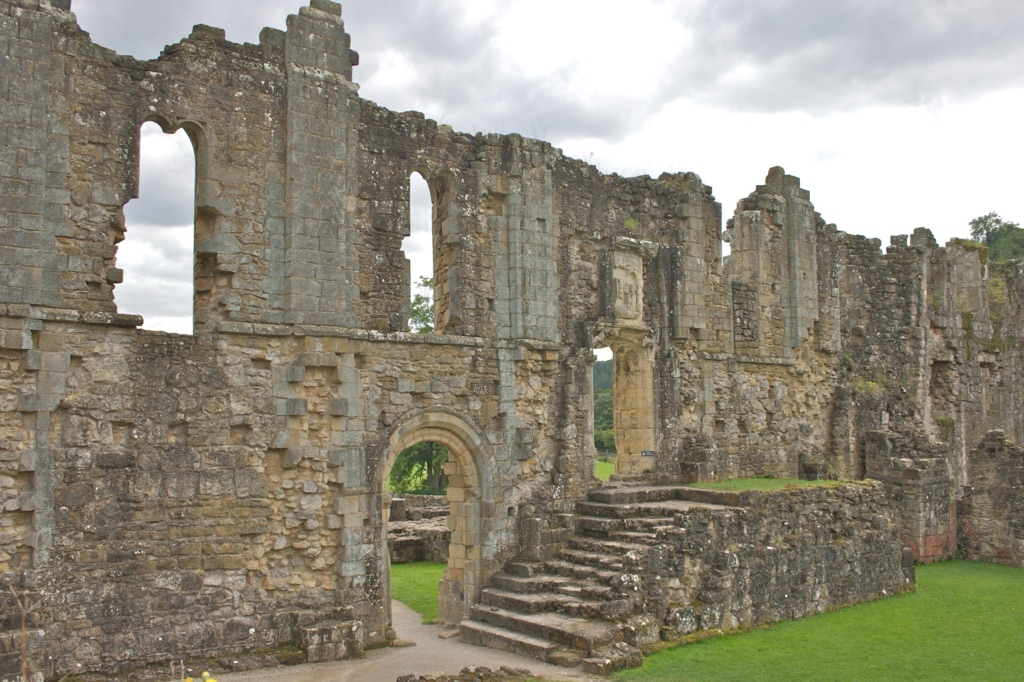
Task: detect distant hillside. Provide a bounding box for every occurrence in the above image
[593,359,612,390]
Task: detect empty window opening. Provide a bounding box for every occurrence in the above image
[592,347,616,481]
[116,122,195,334]
[404,172,435,332]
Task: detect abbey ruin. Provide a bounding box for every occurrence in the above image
[2,1,1023,678]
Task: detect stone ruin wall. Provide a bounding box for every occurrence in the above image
[2,0,1024,677]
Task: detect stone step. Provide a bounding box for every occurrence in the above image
[675,486,745,507]
[573,528,661,543]
[481,585,632,620]
[576,515,626,535]
[490,573,575,595]
[505,561,543,578]
[577,501,643,518]
[469,604,621,652]
[576,508,679,531]
[459,619,557,661]
[580,498,727,520]
[543,558,620,584]
[568,535,650,556]
[481,587,577,614]
[551,579,616,602]
[558,547,627,571]
[587,485,687,505]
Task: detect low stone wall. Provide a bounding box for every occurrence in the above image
[628,483,914,644]
[389,494,448,522]
[388,518,450,563]
[958,431,1024,566]
[388,495,450,563]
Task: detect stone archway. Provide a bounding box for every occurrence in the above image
[382,409,491,625]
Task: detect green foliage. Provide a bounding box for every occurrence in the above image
[987,271,1008,307]
[594,457,615,481]
[593,388,613,428]
[593,358,612,390]
[389,561,446,623]
[409,276,434,333]
[594,429,616,454]
[847,371,912,396]
[689,478,836,492]
[614,560,1024,682]
[388,441,447,494]
[624,217,640,231]
[593,388,616,454]
[934,416,956,443]
[848,378,881,394]
[593,360,616,454]
[969,212,1024,262]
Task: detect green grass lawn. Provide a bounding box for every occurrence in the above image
[595,457,615,481]
[390,561,446,623]
[613,560,1024,681]
[688,477,837,492]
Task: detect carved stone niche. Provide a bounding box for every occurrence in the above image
[607,237,658,328]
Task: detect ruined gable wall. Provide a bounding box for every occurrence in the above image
[683,169,843,481]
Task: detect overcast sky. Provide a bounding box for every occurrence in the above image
[72,0,1024,334]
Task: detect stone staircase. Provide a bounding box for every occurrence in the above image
[460,484,740,673]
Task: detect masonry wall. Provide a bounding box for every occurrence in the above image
[633,483,914,643]
[958,431,1024,566]
[3,0,1024,678]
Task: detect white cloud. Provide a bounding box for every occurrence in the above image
[117,124,195,333]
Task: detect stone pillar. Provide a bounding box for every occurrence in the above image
[726,167,819,356]
[0,1,67,311]
[495,139,559,342]
[282,1,360,326]
[611,341,657,476]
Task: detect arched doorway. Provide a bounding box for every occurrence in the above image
[381,409,490,625]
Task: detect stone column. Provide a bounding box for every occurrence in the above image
[282,1,360,326]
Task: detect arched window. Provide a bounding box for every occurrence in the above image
[404,171,434,332]
[115,121,195,333]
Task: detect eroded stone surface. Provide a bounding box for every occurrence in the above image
[1,1,1023,679]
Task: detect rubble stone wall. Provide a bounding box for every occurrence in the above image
[649,483,914,641]
[958,431,1024,566]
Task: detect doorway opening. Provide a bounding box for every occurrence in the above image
[380,411,487,628]
[385,440,449,623]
